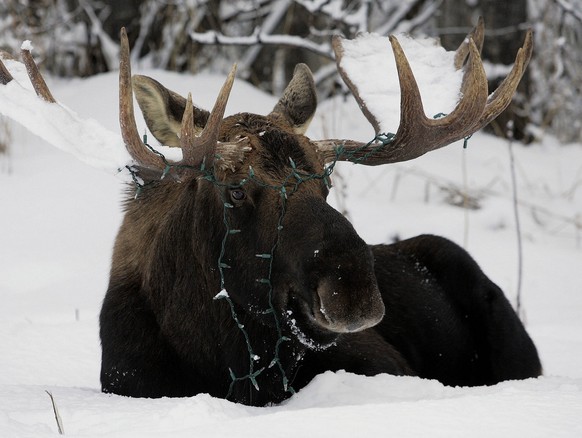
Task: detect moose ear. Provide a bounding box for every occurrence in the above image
[132,75,210,147]
[270,64,317,135]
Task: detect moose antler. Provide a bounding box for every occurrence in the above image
[118,28,249,176]
[0,29,250,178]
[314,19,533,165]
[0,44,129,172]
[119,28,253,177]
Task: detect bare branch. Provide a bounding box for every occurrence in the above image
[555,0,582,22]
[45,391,65,435]
[374,0,426,35]
[238,0,292,78]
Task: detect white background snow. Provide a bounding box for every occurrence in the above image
[1,37,581,437]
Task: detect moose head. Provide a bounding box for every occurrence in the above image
[0,19,536,404]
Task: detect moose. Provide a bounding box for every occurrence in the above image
[0,20,541,406]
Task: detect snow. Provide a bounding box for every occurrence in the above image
[0,55,129,175]
[214,289,230,300]
[20,40,34,52]
[1,46,582,436]
[338,33,463,133]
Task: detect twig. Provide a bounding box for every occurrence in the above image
[389,165,580,237]
[462,147,470,248]
[507,121,524,320]
[45,390,65,435]
[555,0,582,22]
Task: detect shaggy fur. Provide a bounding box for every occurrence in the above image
[100,66,541,406]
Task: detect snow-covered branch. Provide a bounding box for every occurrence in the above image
[293,0,370,33]
[554,0,582,22]
[237,0,292,78]
[189,30,333,60]
[78,0,119,70]
[528,0,582,142]
[374,0,426,35]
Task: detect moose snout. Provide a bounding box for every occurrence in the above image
[313,277,385,333]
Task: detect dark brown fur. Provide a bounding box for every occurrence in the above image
[99,66,541,406]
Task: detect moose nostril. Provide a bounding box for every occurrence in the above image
[345,318,377,333]
[346,321,365,332]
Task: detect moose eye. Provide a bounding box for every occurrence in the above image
[230,189,246,202]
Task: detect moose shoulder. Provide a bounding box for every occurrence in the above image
[0,20,541,407]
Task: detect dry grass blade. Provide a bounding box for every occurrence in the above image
[45,390,65,435]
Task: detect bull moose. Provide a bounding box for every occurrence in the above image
[0,19,541,406]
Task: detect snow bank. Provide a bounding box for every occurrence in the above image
[1,48,581,437]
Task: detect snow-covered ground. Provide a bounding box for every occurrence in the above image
[1,60,581,436]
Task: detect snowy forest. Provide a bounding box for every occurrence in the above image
[1,0,581,436]
[0,0,581,146]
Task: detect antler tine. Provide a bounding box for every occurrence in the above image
[0,45,56,101]
[0,57,14,85]
[180,92,196,151]
[474,29,533,130]
[181,64,237,170]
[438,37,489,139]
[382,35,488,161]
[454,16,485,69]
[119,27,166,171]
[20,47,56,103]
[0,40,130,174]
